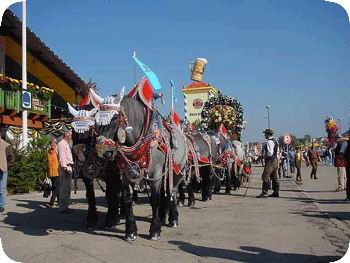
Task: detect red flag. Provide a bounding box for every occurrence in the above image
[79,95,90,108]
[171,111,181,128]
[219,123,228,139]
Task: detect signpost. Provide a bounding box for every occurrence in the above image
[283,133,292,178]
[22,90,31,109]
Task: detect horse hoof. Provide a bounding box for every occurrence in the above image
[178,201,184,207]
[104,224,117,230]
[150,232,161,241]
[104,220,119,230]
[160,218,167,226]
[86,222,97,230]
[169,220,178,228]
[125,233,138,242]
[188,201,195,207]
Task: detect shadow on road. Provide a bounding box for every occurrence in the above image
[0,198,148,240]
[168,241,341,263]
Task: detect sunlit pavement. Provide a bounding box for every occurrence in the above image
[0,164,349,263]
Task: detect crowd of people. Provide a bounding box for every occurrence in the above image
[254,130,350,201]
[0,128,74,213]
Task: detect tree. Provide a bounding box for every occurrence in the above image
[8,136,50,194]
[81,79,99,97]
[303,134,312,147]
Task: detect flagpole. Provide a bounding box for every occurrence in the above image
[133,51,136,85]
[171,85,174,111]
[22,0,28,147]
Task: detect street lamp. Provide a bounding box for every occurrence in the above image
[265,105,271,129]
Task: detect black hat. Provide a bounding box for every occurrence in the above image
[262,128,274,135]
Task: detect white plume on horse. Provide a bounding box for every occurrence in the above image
[67,103,97,133]
[92,87,125,126]
[67,103,97,118]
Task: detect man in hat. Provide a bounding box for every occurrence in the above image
[257,128,279,198]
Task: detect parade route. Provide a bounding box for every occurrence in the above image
[0,165,349,263]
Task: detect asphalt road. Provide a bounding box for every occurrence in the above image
[0,164,349,263]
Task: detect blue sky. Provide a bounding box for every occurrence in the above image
[9,0,350,142]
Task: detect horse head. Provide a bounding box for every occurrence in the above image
[92,87,145,160]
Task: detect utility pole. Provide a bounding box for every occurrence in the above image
[265,105,271,129]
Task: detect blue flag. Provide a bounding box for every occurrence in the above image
[133,55,162,91]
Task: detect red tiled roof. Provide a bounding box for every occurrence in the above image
[183,81,210,89]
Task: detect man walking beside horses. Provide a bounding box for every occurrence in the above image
[257,128,280,198]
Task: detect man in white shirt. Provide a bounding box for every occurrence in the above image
[257,128,280,198]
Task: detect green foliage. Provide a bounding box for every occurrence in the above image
[8,136,50,194]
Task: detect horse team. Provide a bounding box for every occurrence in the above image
[68,84,245,241]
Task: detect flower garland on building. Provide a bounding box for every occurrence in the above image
[200,91,244,140]
[0,74,54,100]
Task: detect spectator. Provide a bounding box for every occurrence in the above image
[308,144,319,179]
[345,134,350,201]
[334,135,347,191]
[47,138,60,206]
[295,145,302,183]
[278,151,287,179]
[303,149,309,166]
[289,148,296,174]
[0,127,15,212]
[57,131,74,213]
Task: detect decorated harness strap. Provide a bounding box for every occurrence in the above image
[201,133,213,164]
[185,133,200,180]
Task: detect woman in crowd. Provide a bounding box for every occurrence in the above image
[47,138,59,206]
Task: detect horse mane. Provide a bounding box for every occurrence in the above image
[120,96,147,147]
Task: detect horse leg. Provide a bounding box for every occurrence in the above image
[123,178,138,241]
[187,176,196,207]
[225,161,233,194]
[159,181,169,226]
[105,170,119,229]
[132,187,139,205]
[149,177,163,240]
[116,174,125,218]
[213,175,221,194]
[177,180,185,207]
[82,177,98,229]
[201,166,210,201]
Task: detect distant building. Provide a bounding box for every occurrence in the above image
[182,81,217,124]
